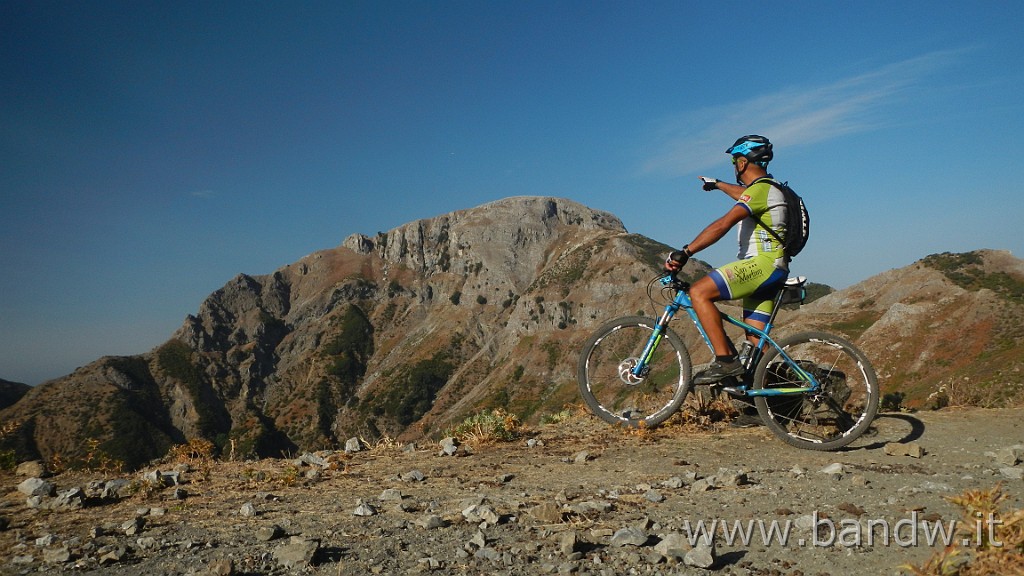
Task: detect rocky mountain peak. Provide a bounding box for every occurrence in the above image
[343,196,625,286]
[1,196,1021,471]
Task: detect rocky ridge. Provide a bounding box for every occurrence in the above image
[1,196,1023,474]
[0,197,695,470]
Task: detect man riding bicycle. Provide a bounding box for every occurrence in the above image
[663,135,790,384]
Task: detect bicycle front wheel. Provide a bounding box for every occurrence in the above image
[753,331,879,451]
[577,316,692,428]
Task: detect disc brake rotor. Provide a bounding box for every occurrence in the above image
[617,358,645,385]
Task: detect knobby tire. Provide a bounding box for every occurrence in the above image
[577,316,693,428]
[752,331,879,451]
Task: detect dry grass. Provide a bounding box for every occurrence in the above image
[362,433,404,452]
[445,408,524,445]
[902,484,1024,575]
[540,404,590,426]
[666,392,740,434]
[166,438,216,466]
[80,438,125,475]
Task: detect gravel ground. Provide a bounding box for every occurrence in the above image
[2,407,1022,576]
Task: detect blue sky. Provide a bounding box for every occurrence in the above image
[2,1,1020,385]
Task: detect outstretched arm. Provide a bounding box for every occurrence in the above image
[714,181,747,201]
[700,176,746,201]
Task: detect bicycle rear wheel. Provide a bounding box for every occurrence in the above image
[577,316,692,428]
[752,331,879,450]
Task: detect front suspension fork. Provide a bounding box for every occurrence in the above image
[630,311,673,378]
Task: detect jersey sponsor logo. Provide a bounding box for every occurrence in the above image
[733,264,759,284]
[740,194,752,203]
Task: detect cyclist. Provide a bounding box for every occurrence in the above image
[663,135,790,384]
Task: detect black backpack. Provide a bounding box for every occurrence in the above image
[750,177,809,260]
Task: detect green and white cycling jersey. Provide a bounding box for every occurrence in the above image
[709,178,792,324]
[736,179,787,264]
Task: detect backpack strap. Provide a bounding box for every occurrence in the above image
[747,177,789,259]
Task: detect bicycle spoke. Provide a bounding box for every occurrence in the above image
[578,317,692,428]
[754,332,879,450]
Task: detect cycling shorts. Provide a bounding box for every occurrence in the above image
[709,255,789,324]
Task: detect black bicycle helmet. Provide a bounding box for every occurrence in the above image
[726,135,773,166]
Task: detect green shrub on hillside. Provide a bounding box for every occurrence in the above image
[156,340,223,439]
[156,340,203,386]
[323,305,374,383]
[374,352,455,426]
[803,281,834,304]
[98,392,176,470]
[923,252,1024,301]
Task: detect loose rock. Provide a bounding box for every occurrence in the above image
[15,461,48,478]
[609,526,647,547]
[256,524,284,542]
[17,477,54,497]
[273,536,319,569]
[885,442,925,458]
[654,532,692,561]
[685,539,716,569]
[439,437,459,456]
[344,438,363,453]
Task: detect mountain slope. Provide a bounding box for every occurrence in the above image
[0,379,30,411]
[2,197,1021,470]
[792,249,1024,408]
[0,197,704,468]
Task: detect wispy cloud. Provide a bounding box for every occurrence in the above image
[640,50,963,177]
[190,189,217,199]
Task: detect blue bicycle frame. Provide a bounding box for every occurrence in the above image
[631,276,819,396]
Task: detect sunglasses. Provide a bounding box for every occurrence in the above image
[731,156,745,165]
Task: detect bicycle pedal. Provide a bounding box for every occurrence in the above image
[715,375,746,395]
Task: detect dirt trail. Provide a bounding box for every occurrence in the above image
[2,407,1022,575]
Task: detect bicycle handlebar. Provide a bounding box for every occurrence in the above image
[659,271,690,291]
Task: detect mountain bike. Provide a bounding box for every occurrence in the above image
[577,272,879,450]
